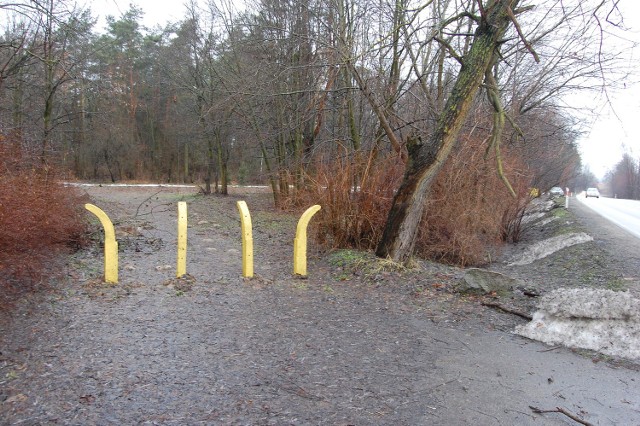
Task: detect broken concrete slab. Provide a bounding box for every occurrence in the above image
[530,216,557,229]
[458,268,519,296]
[520,212,545,226]
[539,288,640,320]
[508,232,593,266]
[515,288,640,360]
[528,197,556,213]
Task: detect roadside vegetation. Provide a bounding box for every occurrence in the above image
[0,137,88,298]
[299,130,535,266]
[0,0,629,276]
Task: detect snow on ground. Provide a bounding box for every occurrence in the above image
[507,232,593,266]
[516,289,640,360]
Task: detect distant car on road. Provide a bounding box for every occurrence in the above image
[585,187,600,198]
[549,187,564,196]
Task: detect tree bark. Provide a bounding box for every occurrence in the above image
[376,0,519,263]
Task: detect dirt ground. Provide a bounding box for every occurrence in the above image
[1,185,639,425]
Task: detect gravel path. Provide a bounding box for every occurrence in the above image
[1,187,639,425]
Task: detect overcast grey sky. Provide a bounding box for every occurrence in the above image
[575,0,640,179]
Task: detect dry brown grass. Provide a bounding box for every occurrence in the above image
[415,134,533,266]
[294,152,403,250]
[295,134,534,267]
[0,137,89,297]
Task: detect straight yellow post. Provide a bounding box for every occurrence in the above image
[84,203,118,283]
[176,201,188,278]
[293,205,321,277]
[236,201,253,278]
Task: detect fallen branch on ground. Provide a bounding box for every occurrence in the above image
[134,190,163,218]
[481,301,532,320]
[529,405,594,426]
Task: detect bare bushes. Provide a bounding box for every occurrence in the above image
[297,133,534,267]
[0,138,89,295]
[500,198,530,244]
[415,135,534,266]
[296,153,403,250]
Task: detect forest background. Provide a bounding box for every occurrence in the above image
[1,0,639,286]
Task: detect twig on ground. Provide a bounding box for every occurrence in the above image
[481,301,532,320]
[456,338,473,352]
[537,346,562,353]
[529,405,594,426]
[134,190,163,218]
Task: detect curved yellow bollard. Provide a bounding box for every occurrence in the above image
[236,201,253,278]
[85,203,118,283]
[176,201,188,278]
[293,205,321,277]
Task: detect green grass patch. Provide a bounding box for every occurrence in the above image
[604,278,628,292]
[328,249,370,268]
[551,206,569,219]
[327,249,410,281]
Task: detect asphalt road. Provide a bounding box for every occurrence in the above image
[576,194,640,239]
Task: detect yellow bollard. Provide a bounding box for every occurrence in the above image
[85,203,118,283]
[176,201,188,278]
[293,205,321,277]
[236,200,253,278]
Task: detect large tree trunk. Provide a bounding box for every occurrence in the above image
[376,0,518,262]
[204,137,215,195]
[216,133,228,195]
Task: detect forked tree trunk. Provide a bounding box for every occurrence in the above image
[376,0,519,262]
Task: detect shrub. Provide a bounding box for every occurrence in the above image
[415,134,533,266]
[295,151,403,250]
[0,137,89,296]
[295,133,534,267]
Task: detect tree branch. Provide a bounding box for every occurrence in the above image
[433,36,463,65]
[441,11,480,27]
[347,61,406,162]
[482,302,532,320]
[506,6,540,63]
[529,406,595,426]
[475,0,486,19]
[484,69,517,198]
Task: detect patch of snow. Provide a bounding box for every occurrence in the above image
[515,289,640,360]
[64,182,197,188]
[539,288,640,320]
[520,212,545,226]
[507,232,593,266]
[528,198,556,213]
[531,217,557,228]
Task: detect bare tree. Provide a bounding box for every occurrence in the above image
[0,0,95,165]
[337,0,628,263]
[373,0,528,261]
[607,153,639,199]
